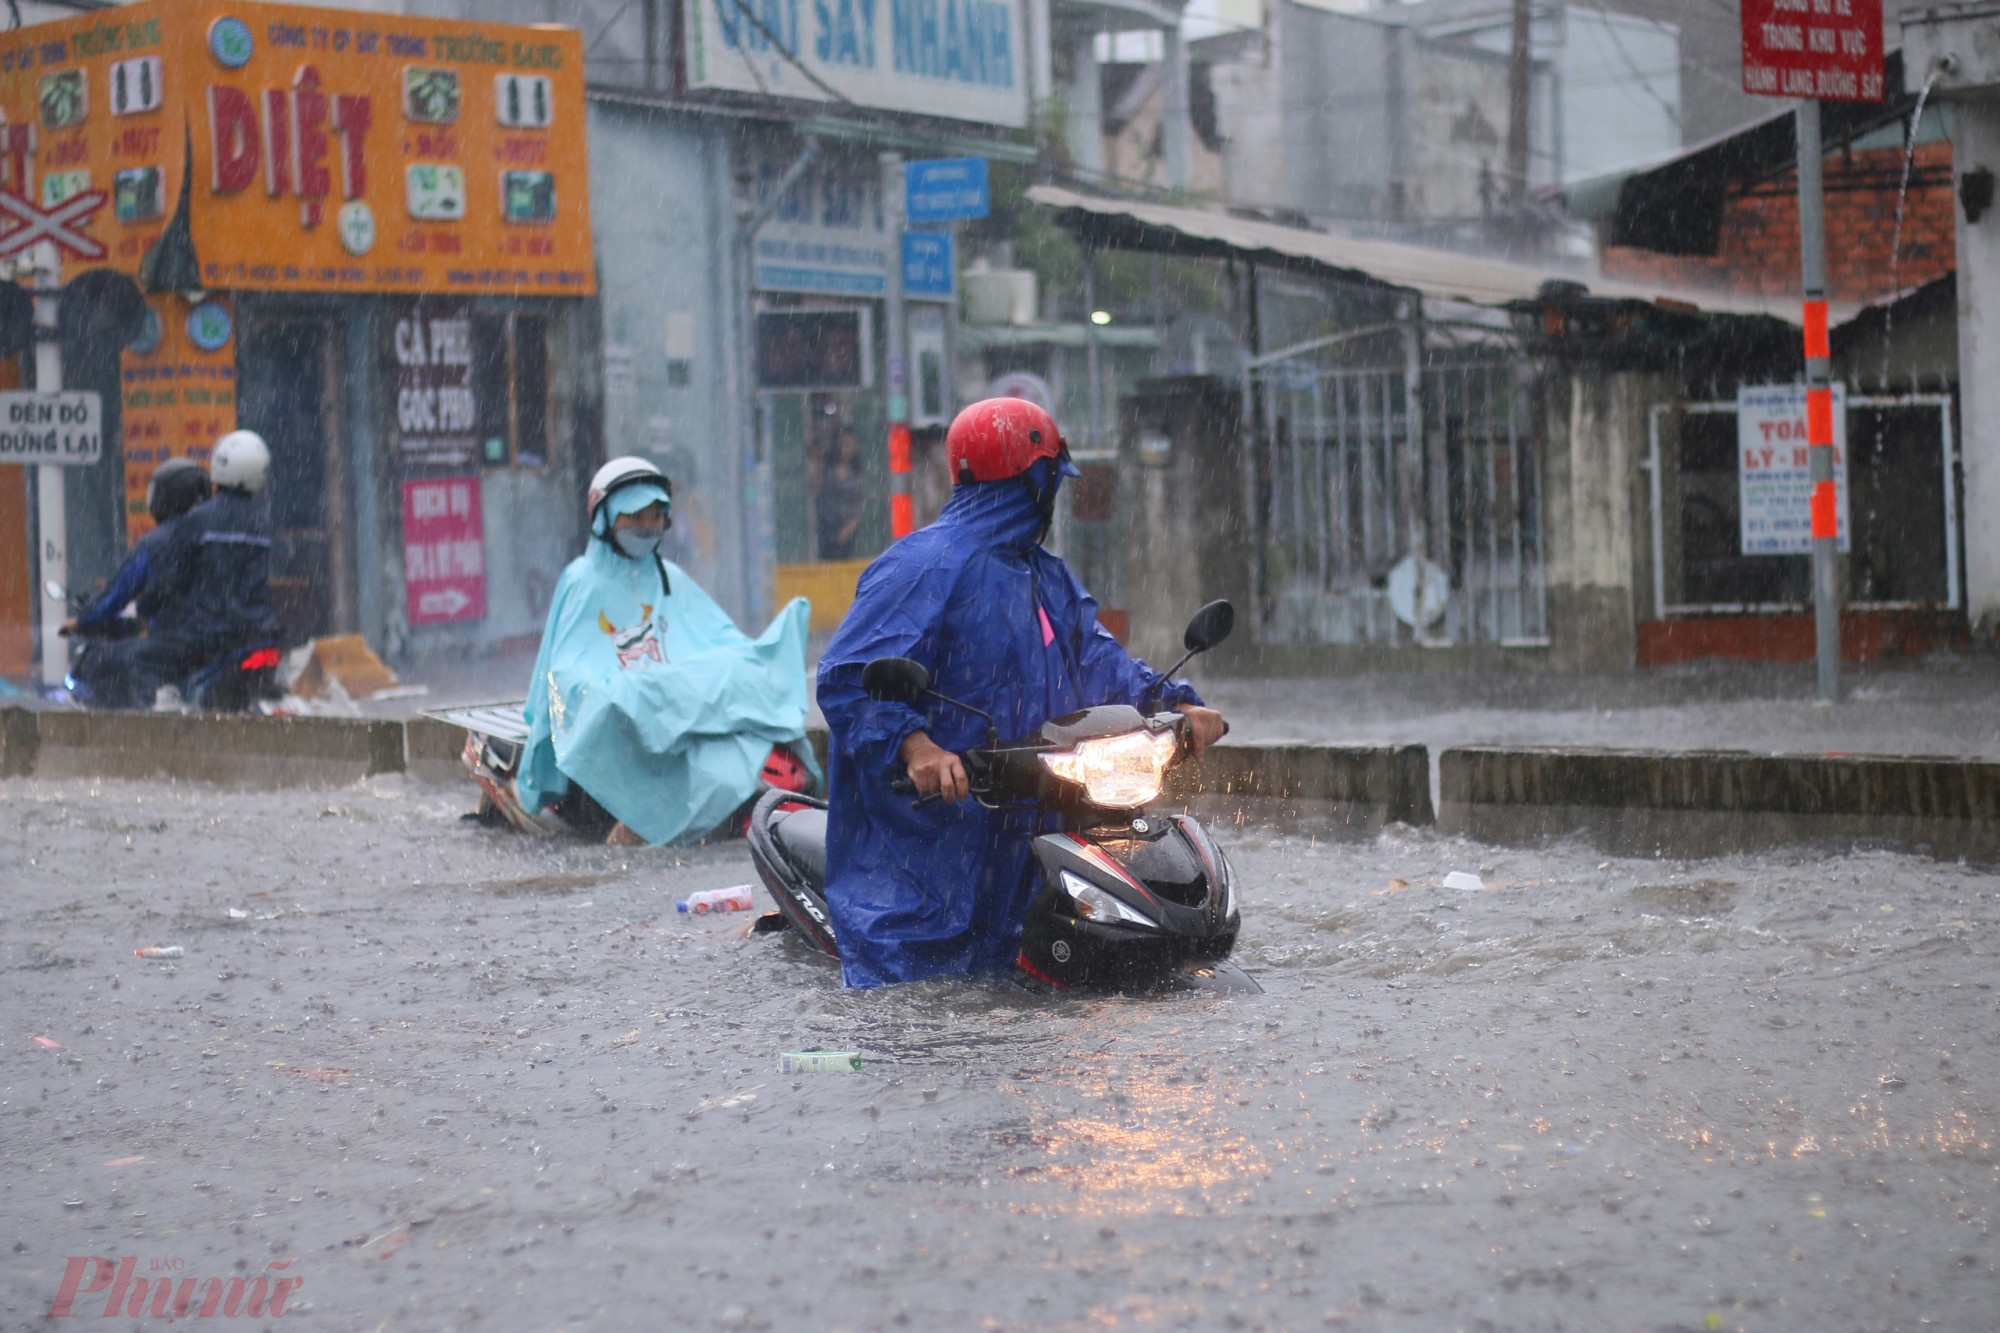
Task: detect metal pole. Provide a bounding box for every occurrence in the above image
[735,137,820,620]
[942,218,960,419]
[1083,251,1102,451]
[33,240,63,690]
[880,152,913,539]
[1796,99,1840,701]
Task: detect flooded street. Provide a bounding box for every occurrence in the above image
[3,775,1996,1331]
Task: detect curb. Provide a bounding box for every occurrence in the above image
[0,708,1434,828]
[4,706,405,787]
[1167,741,1433,832]
[1439,745,2000,862]
[7,708,1996,863]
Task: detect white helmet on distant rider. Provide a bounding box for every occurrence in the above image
[209,430,271,495]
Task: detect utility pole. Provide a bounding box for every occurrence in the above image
[1505,0,1532,206]
[880,151,913,539]
[33,239,64,689]
[1796,99,1840,701]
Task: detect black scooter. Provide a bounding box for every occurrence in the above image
[52,581,283,713]
[747,601,1257,993]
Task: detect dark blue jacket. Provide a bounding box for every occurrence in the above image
[146,489,280,652]
[816,475,1200,989]
[76,517,181,631]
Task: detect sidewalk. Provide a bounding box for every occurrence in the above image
[1200,655,2000,760]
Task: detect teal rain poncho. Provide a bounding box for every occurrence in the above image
[515,519,813,845]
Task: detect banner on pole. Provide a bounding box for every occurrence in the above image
[1741,0,1885,102]
[1737,383,1850,555]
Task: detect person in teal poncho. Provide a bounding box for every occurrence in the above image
[514,457,815,845]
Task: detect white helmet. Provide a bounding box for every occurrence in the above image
[587,455,671,533]
[209,430,271,494]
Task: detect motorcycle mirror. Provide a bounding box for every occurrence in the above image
[43,579,66,601]
[862,656,930,704]
[1182,600,1235,654]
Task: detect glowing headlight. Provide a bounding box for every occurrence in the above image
[1038,728,1179,807]
[1059,869,1158,928]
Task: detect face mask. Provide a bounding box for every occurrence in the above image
[1022,458,1063,541]
[613,525,665,559]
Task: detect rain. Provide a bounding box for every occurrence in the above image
[3,0,1998,1329]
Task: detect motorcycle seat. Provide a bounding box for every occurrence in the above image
[772,807,827,883]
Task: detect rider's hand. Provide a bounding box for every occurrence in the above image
[58,619,77,637]
[900,730,969,802]
[1175,704,1226,759]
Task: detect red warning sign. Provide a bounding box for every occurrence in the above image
[1741,0,1885,102]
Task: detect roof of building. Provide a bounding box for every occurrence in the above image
[1025,184,1854,325]
[1555,53,1918,255]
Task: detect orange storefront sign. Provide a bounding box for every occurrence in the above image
[0,0,593,295]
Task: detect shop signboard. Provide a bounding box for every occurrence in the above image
[684,0,1026,128]
[750,148,889,295]
[402,474,486,625]
[1737,383,1850,555]
[390,297,477,468]
[0,0,594,296]
[122,292,237,540]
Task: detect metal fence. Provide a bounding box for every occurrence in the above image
[1246,350,1546,646]
[1645,394,1960,617]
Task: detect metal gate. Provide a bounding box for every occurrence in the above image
[1245,346,1547,646]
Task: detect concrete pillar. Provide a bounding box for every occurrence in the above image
[1161,24,1191,190]
[1539,367,1668,670]
[1067,33,1105,176]
[1953,100,2000,635]
[1027,0,1054,105]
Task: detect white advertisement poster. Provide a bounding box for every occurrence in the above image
[1736,383,1850,556]
[685,0,1028,128]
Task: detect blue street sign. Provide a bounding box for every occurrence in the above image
[903,230,955,299]
[905,158,989,223]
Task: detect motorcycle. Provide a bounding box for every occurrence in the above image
[429,701,814,839]
[49,580,283,713]
[747,600,1258,994]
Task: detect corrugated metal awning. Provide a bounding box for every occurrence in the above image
[1025,185,1848,326]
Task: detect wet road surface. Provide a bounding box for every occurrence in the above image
[3,775,1996,1331]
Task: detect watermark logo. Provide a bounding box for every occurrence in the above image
[47,1257,303,1319]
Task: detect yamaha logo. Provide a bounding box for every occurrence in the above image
[1050,940,1071,963]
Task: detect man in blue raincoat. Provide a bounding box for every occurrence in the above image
[817,399,1226,988]
[515,456,815,845]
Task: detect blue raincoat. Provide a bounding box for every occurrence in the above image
[817,471,1201,989]
[516,535,814,846]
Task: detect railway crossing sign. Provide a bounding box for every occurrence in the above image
[0,188,107,261]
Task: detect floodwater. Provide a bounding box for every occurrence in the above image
[3,775,1996,1331]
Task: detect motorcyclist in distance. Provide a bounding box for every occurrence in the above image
[816,397,1226,989]
[61,457,213,707]
[133,430,281,705]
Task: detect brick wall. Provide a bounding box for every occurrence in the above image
[1601,143,1954,305]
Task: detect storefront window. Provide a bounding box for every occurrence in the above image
[473,313,551,467]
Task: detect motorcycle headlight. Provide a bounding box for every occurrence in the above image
[1059,869,1158,929]
[1039,728,1179,808]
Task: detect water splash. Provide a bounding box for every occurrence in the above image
[1882,66,1945,389]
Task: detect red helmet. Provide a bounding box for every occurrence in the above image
[945,397,1068,485]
